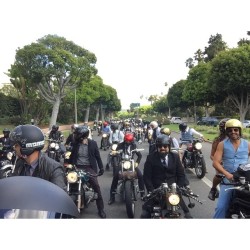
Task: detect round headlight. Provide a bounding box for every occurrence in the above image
[65,151,71,159]
[111,144,118,151]
[195,142,202,150]
[168,194,180,206]
[67,172,78,183]
[7,152,13,161]
[50,142,56,148]
[123,161,131,169]
[55,144,60,150]
[103,134,107,138]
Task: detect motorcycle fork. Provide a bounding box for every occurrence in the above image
[77,179,83,211]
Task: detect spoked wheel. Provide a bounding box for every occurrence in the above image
[194,155,206,179]
[124,181,135,218]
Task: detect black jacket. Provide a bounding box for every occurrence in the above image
[143,151,185,193]
[69,139,104,174]
[12,152,67,191]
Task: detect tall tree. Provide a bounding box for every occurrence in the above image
[8,34,97,128]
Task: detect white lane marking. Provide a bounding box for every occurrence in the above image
[188,168,213,188]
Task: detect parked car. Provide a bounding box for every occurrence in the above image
[197,117,219,126]
[243,120,250,128]
[170,117,182,124]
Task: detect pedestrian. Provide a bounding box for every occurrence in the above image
[69,125,106,218]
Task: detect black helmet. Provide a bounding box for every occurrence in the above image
[74,125,89,141]
[111,123,118,130]
[155,134,171,148]
[10,125,45,156]
[3,128,10,133]
[52,124,59,131]
[179,123,187,132]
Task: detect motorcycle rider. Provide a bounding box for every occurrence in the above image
[100,121,111,149]
[65,124,78,149]
[148,120,161,154]
[108,132,145,205]
[208,118,230,201]
[69,125,106,218]
[48,124,66,155]
[141,134,193,218]
[0,128,11,149]
[213,119,250,218]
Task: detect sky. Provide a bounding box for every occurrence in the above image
[0,0,249,110]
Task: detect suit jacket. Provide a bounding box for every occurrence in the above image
[143,151,185,192]
[69,139,104,174]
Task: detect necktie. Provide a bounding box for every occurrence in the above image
[162,159,167,168]
[25,165,32,176]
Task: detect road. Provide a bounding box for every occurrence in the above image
[79,130,217,219]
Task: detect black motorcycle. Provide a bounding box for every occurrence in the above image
[46,135,65,162]
[142,183,202,218]
[65,164,100,212]
[181,138,207,179]
[0,145,16,179]
[106,142,121,176]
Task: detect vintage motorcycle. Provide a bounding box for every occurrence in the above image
[0,144,16,179]
[101,133,109,151]
[116,148,144,218]
[65,164,100,212]
[142,183,202,218]
[220,164,250,219]
[181,138,207,179]
[134,127,144,144]
[46,135,64,162]
[106,142,121,176]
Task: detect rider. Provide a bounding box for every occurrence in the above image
[108,132,145,205]
[208,118,230,201]
[65,124,78,149]
[148,121,161,154]
[48,124,66,155]
[0,128,11,149]
[141,134,193,218]
[69,125,106,218]
[213,119,250,218]
[100,121,111,149]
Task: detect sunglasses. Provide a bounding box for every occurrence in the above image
[227,128,239,133]
[157,144,169,148]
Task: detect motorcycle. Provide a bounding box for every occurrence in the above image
[181,138,207,179]
[0,144,16,179]
[46,135,64,162]
[142,183,202,218]
[220,164,250,218]
[65,164,100,212]
[101,133,109,151]
[106,142,121,176]
[116,148,144,218]
[134,127,144,144]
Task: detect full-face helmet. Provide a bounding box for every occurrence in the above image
[74,125,89,142]
[52,124,59,132]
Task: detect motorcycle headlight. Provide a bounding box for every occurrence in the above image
[103,134,107,138]
[111,144,118,151]
[50,142,56,148]
[55,144,60,150]
[65,151,71,159]
[123,161,131,170]
[168,194,180,206]
[7,152,13,161]
[195,142,202,150]
[67,171,78,183]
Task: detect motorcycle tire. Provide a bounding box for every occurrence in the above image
[194,155,206,179]
[124,181,135,218]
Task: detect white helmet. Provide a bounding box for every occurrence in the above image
[149,121,158,129]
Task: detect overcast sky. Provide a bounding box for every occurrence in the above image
[0,0,249,109]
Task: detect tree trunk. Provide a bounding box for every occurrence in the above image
[84,104,90,122]
[49,97,61,129]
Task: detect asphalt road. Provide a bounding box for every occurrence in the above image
[78,130,218,219]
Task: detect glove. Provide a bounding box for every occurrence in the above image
[99,168,104,176]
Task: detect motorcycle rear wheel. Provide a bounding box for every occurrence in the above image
[194,155,206,179]
[124,181,135,218]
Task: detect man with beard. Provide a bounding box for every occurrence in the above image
[141,134,192,218]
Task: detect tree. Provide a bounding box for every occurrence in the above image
[208,44,250,121]
[8,34,97,128]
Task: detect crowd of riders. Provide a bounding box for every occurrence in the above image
[0,116,249,219]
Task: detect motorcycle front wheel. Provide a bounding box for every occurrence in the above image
[194,154,206,179]
[124,180,135,218]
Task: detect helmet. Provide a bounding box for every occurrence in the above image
[74,125,89,141]
[103,122,108,126]
[179,123,187,132]
[111,123,118,130]
[52,124,59,131]
[10,125,45,156]
[3,128,10,134]
[124,133,134,143]
[149,121,158,129]
[156,134,171,147]
[219,118,230,133]
[160,127,171,136]
[124,122,130,127]
[225,119,243,136]
[71,124,78,130]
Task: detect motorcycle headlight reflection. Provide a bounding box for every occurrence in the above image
[67,171,78,183]
[55,144,60,150]
[123,161,131,170]
[50,142,56,148]
[111,144,118,151]
[195,142,202,150]
[7,152,13,161]
[102,134,107,138]
[65,151,71,159]
[168,194,180,206]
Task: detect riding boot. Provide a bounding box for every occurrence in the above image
[108,191,116,205]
